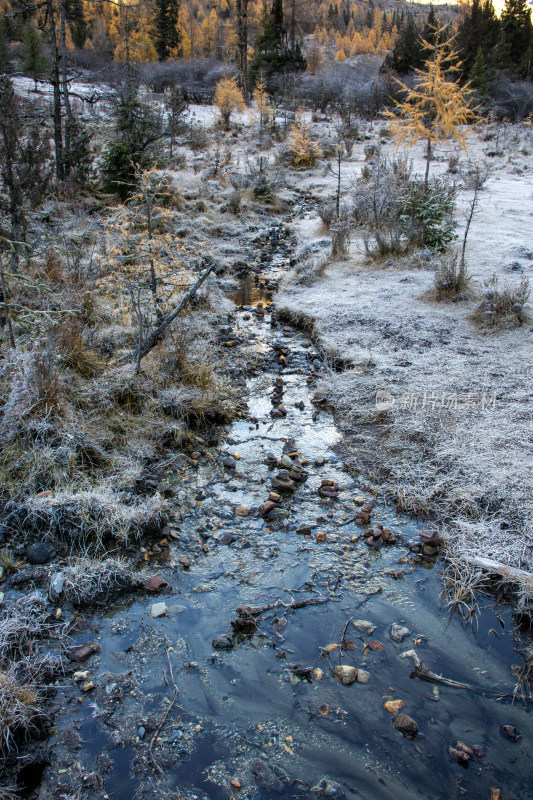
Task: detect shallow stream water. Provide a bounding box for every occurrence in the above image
[49,232,533,800]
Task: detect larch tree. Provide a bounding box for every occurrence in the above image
[252,75,272,142]
[214,76,245,130]
[385,33,479,188]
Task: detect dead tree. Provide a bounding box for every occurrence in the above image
[236,0,248,98]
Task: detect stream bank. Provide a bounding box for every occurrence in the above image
[22,219,532,800]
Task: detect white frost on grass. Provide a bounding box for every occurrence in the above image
[19,489,167,548]
[277,124,533,607]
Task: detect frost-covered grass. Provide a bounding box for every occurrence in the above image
[0,671,42,755]
[7,490,167,549]
[277,122,533,610]
[0,592,54,661]
[61,557,141,606]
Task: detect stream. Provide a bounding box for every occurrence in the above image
[46,226,533,800]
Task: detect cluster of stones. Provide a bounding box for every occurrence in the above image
[272,339,290,365]
[262,444,309,521]
[449,741,486,764]
[363,524,397,549]
[353,501,374,525]
[270,376,287,418]
[253,301,267,320]
[318,479,340,503]
[217,315,240,348]
[409,529,441,559]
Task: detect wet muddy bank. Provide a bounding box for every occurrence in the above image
[3,217,533,800]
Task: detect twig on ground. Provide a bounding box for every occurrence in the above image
[148,649,180,777]
[400,650,519,698]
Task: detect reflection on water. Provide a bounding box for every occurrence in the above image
[229,273,271,307]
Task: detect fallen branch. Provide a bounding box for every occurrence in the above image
[461,555,533,595]
[244,595,337,615]
[400,650,516,698]
[341,616,354,646]
[119,257,216,367]
[149,649,179,777]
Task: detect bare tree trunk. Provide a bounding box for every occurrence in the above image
[336,146,341,217]
[47,0,64,181]
[424,135,431,190]
[60,0,73,177]
[236,0,248,98]
[0,267,16,348]
[290,0,296,52]
[462,554,533,595]
[146,198,162,322]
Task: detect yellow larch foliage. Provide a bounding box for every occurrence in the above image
[334,48,347,61]
[214,77,245,130]
[252,77,273,132]
[288,122,322,168]
[385,33,479,185]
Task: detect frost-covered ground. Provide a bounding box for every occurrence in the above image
[277,123,533,606]
[11,67,533,605]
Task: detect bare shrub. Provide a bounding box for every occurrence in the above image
[356,155,411,256]
[475,275,530,328]
[293,243,329,285]
[227,188,241,215]
[187,123,208,151]
[355,156,456,258]
[448,153,460,173]
[318,200,336,229]
[434,253,469,299]
[293,61,386,117]
[490,74,533,121]
[61,557,140,606]
[140,59,230,100]
[1,344,63,441]
[55,317,103,378]
[229,157,280,205]
[330,216,351,259]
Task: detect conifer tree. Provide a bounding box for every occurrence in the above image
[456,0,499,74]
[385,13,424,73]
[236,0,248,96]
[65,0,87,48]
[422,4,439,48]
[386,34,478,188]
[249,0,306,84]
[154,0,181,61]
[0,23,11,74]
[469,46,489,98]
[500,0,532,78]
[21,28,49,90]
